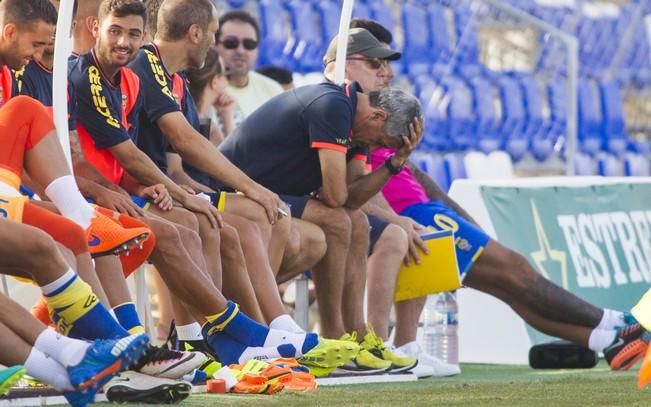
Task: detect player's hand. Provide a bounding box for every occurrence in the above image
[106,183,132,197]
[182,193,224,229]
[94,187,144,218]
[394,216,428,266]
[142,184,173,211]
[214,93,235,111]
[242,184,282,224]
[394,116,424,165]
[179,184,196,194]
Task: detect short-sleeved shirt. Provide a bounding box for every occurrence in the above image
[218,81,368,196]
[370,147,429,213]
[69,50,142,184]
[127,43,181,173]
[225,70,283,120]
[17,59,77,130]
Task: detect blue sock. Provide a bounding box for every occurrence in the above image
[53,304,129,340]
[203,328,296,365]
[113,303,144,334]
[205,301,268,347]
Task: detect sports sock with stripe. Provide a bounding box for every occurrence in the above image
[113,302,145,334]
[43,273,129,340]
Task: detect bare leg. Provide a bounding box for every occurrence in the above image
[301,202,352,338]
[464,240,603,328]
[341,209,370,336]
[224,194,291,276]
[393,298,427,347]
[218,222,265,323]
[222,212,285,324]
[277,219,327,284]
[366,224,408,340]
[94,256,132,307]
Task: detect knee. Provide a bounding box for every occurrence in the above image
[347,209,369,235]
[374,224,409,255]
[26,228,61,265]
[219,224,240,250]
[149,218,182,246]
[307,227,327,260]
[173,208,200,231]
[317,207,351,241]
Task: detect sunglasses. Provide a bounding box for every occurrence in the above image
[346,57,388,70]
[220,36,258,50]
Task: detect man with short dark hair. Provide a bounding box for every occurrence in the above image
[72,0,356,370]
[216,10,283,119]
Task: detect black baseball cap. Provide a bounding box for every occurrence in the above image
[323,28,401,65]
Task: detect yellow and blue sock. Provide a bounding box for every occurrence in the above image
[202,301,318,362]
[113,302,145,335]
[44,272,128,340]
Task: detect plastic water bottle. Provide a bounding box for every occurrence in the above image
[423,292,459,365]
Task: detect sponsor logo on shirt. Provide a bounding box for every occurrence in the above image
[88,66,120,128]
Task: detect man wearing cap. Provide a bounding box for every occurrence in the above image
[323,28,445,376]
[218,65,423,374]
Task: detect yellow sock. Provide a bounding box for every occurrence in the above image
[45,277,98,335]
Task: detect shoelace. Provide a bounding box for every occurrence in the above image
[135,345,184,368]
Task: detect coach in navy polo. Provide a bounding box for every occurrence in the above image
[219,81,422,211]
[218,79,422,341]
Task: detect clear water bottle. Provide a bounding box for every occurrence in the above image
[422,292,459,365]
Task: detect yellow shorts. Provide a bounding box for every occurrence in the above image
[0,195,27,222]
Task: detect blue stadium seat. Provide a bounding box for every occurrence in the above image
[574,152,597,176]
[441,76,475,151]
[578,79,604,154]
[258,0,293,69]
[444,153,467,189]
[401,2,432,76]
[496,75,525,154]
[412,153,449,192]
[428,4,453,64]
[467,75,500,153]
[597,152,624,176]
[369,1,394,39]
[624,153,650,176]
[599,80,629,155]
[285,0,323,72]
[316,0,340,47]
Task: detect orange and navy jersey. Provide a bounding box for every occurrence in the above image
[127,43,184,173]
[16,60,53,106]
[217,81,368,196]
[0,65,18,107]
[16,59,78,130]
[68,50,142,185]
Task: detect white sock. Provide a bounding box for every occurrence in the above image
[24,348,74,391]
[177,322,204,341]
[237,345,283,364]
[34,328,90,368]
[588,328,618,352]
[269,314,304,333]
[40,269,76,296]
[44,175,94,230]
[263,329,308,357]
[596,309,626,331]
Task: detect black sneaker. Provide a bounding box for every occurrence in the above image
[104,371,191,404]
[604,324,648,370]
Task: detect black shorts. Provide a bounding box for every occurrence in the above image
[368,215,390,254]
[279,195,311,218]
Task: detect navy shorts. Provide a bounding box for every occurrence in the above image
[368,215,390,254]
[401,201,490,275]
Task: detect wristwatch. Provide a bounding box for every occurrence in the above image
[384,154,405,175]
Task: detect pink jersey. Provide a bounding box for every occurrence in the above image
[371,148,429,214]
